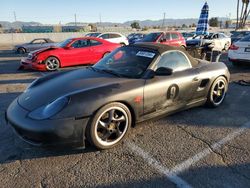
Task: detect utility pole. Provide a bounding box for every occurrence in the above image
[99,13,102,25]
[74,14,77,26]
[162,12,166,29]
[13,11,17,22]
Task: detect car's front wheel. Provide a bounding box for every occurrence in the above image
[86,102,131,149]
[45,56,60,71]
[17,47,26,54]
[206,76,228,107]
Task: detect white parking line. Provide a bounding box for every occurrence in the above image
[126,141,193,188]
[127,121,250,188]
[39,72,46,76]
[170,121,250,175]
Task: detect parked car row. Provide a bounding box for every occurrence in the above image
[20,37,120,71]
[17,31,188,71]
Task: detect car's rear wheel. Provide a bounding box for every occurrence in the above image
[45,57,60,71]
[206,76,228,107]
[86,102,131,149]
[181,45,186,50]
[17,47,26,54]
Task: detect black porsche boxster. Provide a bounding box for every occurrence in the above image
[6,43,230,149]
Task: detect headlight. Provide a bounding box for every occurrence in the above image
[28,97,69,120]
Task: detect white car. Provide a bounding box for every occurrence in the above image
[202,33,231,51]
[228,34,250,66]
[97,32,129,45]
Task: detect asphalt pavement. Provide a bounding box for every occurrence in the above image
[0,48,250,188]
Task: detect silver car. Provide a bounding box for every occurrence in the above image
[14,38,55,54]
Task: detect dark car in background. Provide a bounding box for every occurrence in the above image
[230,31,250,43]
[139,31,186,48]
[128,33,146,44]
[14,38,55,54]
[182,32,196,41]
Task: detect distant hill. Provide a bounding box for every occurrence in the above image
[123,18,199,27]
[0,21,42,29]
[0,18,228,29]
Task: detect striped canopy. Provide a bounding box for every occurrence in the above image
[196,2,209,36]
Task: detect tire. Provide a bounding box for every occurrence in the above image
[102,52,110,58]
[17,47,26,54]
[206,76,228,108]
[45,56,60,71]
[181,45,186,51]
[86,102,131,150]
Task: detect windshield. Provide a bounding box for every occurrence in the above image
[57,39,73,47]
[86,33,101,37]
[93,46,157,78]
[239,34,250,42]
[141,32,162,42]
[204,33,214,39]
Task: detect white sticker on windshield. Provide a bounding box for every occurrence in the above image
[136,51,155,58]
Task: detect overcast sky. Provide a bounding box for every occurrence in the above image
[0,0,237,24]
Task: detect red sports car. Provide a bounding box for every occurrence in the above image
[20,37,121,71]
[139,31,186,49]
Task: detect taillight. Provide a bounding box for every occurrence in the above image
[229,44,239,50]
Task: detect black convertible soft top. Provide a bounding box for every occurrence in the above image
[132,42,199,67]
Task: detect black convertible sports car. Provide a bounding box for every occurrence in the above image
[6,43,230,149]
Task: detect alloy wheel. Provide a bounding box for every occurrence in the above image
[94,106,129,147]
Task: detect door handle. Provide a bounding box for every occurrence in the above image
[193,77,199,82]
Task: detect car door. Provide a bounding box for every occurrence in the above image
[64,39,92,66]
[143,51,200,115]
[159,33,171,45]
[28,39,46,51]
[108,33,122,44]
[169,33,182,47]
[89,39,105,63]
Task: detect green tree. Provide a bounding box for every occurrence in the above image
[182,24,187,28]
[130,22,140,29]
[236,0,250,29]
[209,17,219,27]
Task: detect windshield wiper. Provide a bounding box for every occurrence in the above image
[101,69,123,77]
[88,66,102,72]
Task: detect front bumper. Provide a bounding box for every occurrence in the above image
[20,58,47,71]
[6,98,89,148]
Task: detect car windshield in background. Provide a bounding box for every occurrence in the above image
[86,33,102,37]
[204,33,214,39]
[57,39,73,47]
[93,47,157,78]
[140,32,162,42]
[239,35,250,42]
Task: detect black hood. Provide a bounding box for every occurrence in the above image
[18,68,134,111]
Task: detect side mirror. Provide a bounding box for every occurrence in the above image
[155,67,173,76]
[160,38,166,42]
[64,46,73,50]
